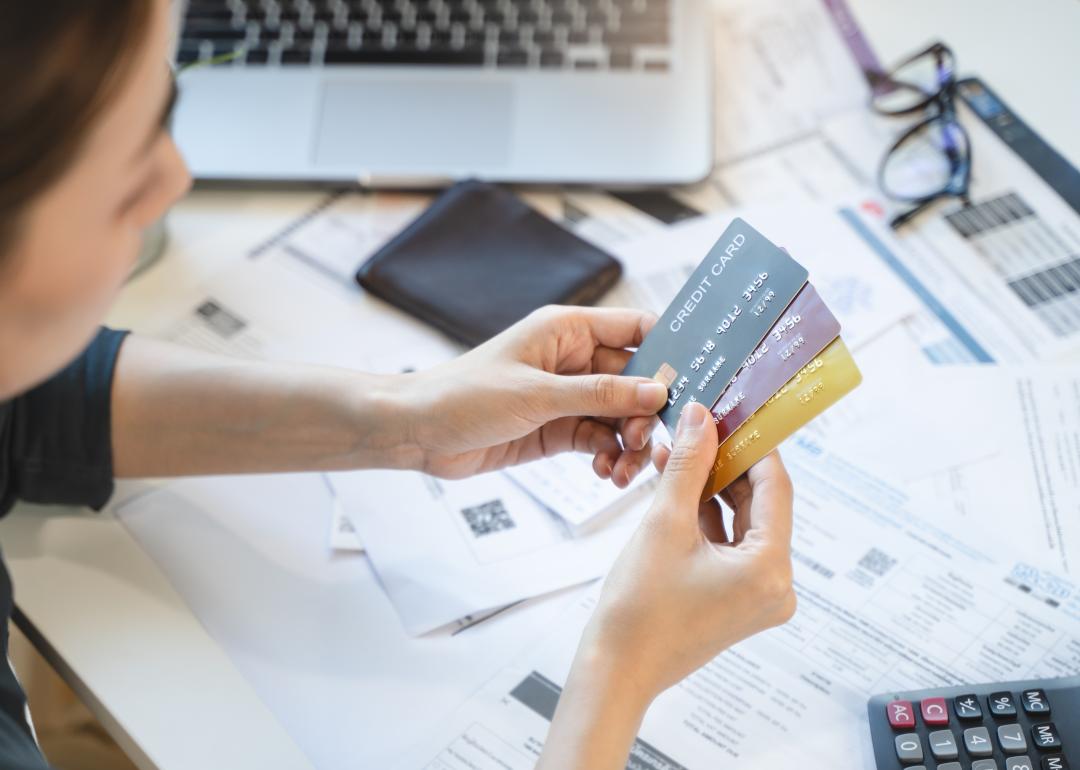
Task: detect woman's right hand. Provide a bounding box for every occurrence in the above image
[589,400,797,699]
[537,401,796,770]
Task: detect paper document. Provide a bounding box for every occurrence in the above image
[712,133,867,208]
[324,475,364,552]
[251,191,430,288]
[804,326,1000,482]
[897,366,1080,576]
[331,468,647,635]
[113,473,585,769]
[711,0,869,165]
[112,253,461,373]
[503,454,657,530]
[823,98,1080,363]
[395,438,1080,769]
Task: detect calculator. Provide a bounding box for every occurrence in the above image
[869,676,1080,769]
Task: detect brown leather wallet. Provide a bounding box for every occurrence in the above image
[356,180,623,347]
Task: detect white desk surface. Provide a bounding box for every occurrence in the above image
[2,3,1078,769]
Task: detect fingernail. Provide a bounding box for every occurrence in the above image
[676,402,709,440]
[637,381,666,410]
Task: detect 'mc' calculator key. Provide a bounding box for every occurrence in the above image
[869,676,1079,769]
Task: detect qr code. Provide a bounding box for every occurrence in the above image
[460,499,515,538]
[858,548,897,578]
[195,299,246,338]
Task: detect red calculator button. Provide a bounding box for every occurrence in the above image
[921,697,950,725]
[887,700,917,728]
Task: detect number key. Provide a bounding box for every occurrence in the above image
[928,730,959,760]
[998,724,1027,754]
[964,726,994,757]
[973,760,999,770]
[895,733,924,764]
[989,691,1018,717]
[1006,758,1034,770]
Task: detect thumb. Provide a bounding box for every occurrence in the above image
[653,402,719,517]
[541,372,668,420]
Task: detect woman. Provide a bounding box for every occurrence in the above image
[0,3,796,769]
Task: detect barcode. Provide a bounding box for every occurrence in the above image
[858,547,897,578]
[792,548,835,579]
[945,191,1033,238]
[461,499,515,538]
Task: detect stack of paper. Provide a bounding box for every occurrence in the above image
[391,436,1080,769]
[329,467,650,635]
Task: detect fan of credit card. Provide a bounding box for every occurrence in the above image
[621,218,862,500]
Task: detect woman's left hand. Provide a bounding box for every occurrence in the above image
[403,305,668,485]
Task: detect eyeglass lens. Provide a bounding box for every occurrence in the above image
[881,117,969,201]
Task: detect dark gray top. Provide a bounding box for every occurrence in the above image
[0,327,127,769]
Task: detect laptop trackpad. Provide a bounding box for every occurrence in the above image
[314,80,513,171]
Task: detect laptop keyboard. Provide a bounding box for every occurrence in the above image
[179,0,671,70]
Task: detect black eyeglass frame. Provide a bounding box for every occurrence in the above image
[872,42,973,229]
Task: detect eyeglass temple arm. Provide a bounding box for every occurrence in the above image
[890,200,936,229]
[890,194,972,230]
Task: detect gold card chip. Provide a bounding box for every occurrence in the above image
[653,363,677,388]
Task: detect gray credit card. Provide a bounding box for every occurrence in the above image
[621,218,809,432]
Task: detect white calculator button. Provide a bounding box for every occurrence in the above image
[998,724,1027,754]
[928,730,959,761]
[964,726,994,758]
[1005,757,1034,770]
[894,733,924,765]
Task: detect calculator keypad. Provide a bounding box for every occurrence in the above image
[879,686,1073,769]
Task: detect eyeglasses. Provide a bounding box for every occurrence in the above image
[871,42,972,229]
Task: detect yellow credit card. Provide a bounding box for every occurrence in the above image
[702,336,862,500]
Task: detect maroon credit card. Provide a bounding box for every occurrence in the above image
[711,283,841,443]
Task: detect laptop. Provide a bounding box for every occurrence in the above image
[173,0,713,186]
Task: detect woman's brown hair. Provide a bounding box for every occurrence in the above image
[0,1,153,254]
